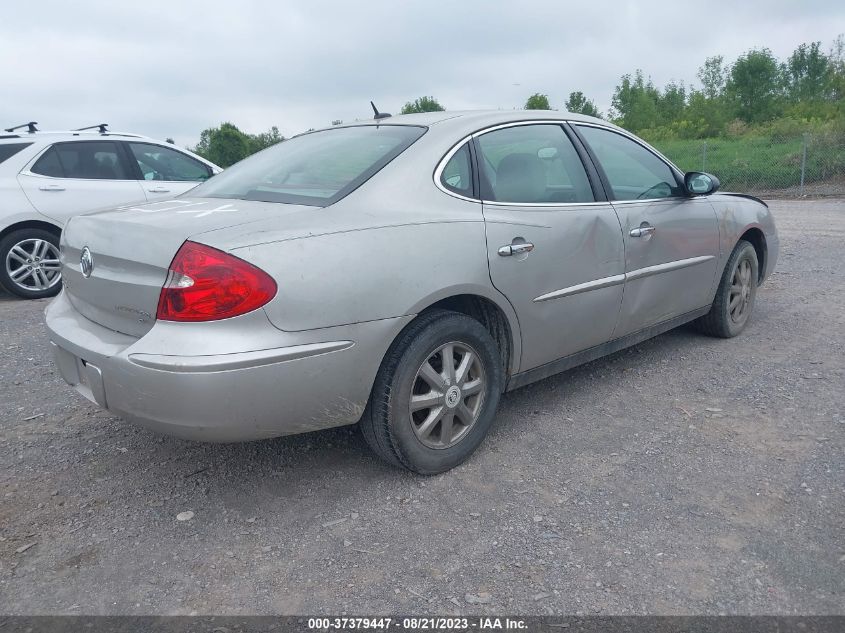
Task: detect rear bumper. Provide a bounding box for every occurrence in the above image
[45,291,411,442]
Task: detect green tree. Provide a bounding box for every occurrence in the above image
[656,81,687,125]
[830,34,845,107]
[697,55,728,100]
[524,93,551,110]
[784,41,831,103]
[726,48,783,123]
[191,123,285,167]
[400,96,445,114]
[565,91,601,117]
[685,89,729,137]
[192,122,251,167]
[248,125,284,154]
[611,70,660,132]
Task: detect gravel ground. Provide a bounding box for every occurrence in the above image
[1,199,843,616]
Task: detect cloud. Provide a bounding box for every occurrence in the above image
[1,0,842,146]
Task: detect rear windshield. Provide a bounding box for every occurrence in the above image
[192,125,426,206]
[0,142,33,165]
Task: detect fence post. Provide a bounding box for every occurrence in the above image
[799,133,807,196]
[702,141,707,171]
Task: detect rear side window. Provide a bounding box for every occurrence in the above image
[475,124,594,204]
[30,147,63,177]
[128,143,211,182]
[440,143,473,196]
[193,125,426,206]
[32,142,129,180]
[0,143,33,165]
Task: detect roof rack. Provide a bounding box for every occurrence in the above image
[4,122,38,133]
[74,123,109,133]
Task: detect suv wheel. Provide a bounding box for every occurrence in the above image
[0,228,62,299]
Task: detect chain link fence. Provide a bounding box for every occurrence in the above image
[652,131,845,197]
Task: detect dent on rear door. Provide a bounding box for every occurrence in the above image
[483,203,626,371]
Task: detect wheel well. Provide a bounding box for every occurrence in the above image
[739,228,766,282]
[0,220,61,243]
[425,294,513,380]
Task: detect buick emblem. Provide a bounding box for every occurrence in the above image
[80,247,94,278]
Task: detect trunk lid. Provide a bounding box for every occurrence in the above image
[60,197,314,337]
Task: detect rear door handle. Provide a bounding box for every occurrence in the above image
[147,186,171,193]
[498,242,535,257]
[630,225,656,238]
[38,185,65,192]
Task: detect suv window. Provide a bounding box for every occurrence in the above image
[476,124,594,204]
[440,143,473,196]
[128,143,211,182]
[0,143,33,165]
[31,142,129,180]
[576,125,682,201]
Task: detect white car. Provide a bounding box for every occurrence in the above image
[0,122,221,298]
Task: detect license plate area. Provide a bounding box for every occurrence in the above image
[50,342,107,407]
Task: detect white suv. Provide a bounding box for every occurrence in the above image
[0,122,221,298]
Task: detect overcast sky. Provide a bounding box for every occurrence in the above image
[2,1,843,147]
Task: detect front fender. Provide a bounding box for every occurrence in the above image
[710,193,779,284]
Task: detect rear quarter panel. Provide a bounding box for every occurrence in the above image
[1,152,58,233]
[233,199,495,332]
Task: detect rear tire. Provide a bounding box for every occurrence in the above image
[360,309,504,474]
[0,228,62,299]
[694,239,758,338]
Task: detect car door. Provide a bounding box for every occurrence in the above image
[125,142,213,200]
[573,124,720,339]
[17,141,146,224]
[472,122,626,371]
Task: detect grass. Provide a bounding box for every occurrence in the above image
[649,133,845,192]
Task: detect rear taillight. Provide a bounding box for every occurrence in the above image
[156,241,277,322]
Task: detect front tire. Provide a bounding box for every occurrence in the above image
[0,228,62,299]
[695,239,759,338]
[361,309,504,474]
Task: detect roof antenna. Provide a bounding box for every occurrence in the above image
[370,101,391,120]
[74,123,109,134]
[4,122,38,133]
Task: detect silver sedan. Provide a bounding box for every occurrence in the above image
[46,110,778,474]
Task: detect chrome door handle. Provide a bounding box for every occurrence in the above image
[630,225,656,238]
[498,242,535,257]
[147,187,171,193]
[38,185,65,192]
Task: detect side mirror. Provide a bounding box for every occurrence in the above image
[684,171,720,196]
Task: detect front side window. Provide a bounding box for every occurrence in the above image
[193,125,426,206]
[128,143,211,182]
[576,125,682,201]
[440,143,473,196]
[0,143,33,165]
[476,124,594,204]
[31,142,129,180]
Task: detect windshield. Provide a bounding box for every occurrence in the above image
[192,125,426,206]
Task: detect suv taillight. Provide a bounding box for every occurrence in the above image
[156,241,277,322]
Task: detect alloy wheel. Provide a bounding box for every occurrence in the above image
[5,238,61,292]
[729,257,753,323]
[409,341,486,449]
